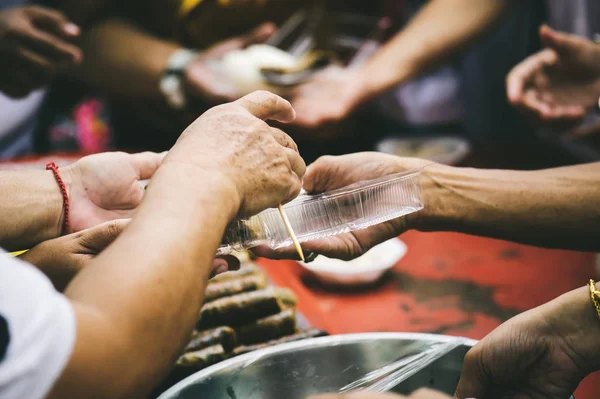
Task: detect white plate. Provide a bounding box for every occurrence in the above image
[299,238,407,286]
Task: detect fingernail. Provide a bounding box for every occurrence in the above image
[304,251,318,263]
[63,23,80,36]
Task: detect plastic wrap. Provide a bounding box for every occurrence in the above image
[218,168,423,255]
[339,338,467,393]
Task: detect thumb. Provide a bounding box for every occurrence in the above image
[78,219,130,253]
[131,151,166,180]
[454,349,487,399]
[303,155,344,194]
[540,25,583,56]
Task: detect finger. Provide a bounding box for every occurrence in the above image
[251,244,301,261]
[454,347,487,399]
[269,127,298,152]
[303,155,345,194]
[130,151,166,180]
[25,6,80,38]
[506,50,556,104]
[284,147,307,180]
[78,219,130,252]
[23,27,82,64]
[522,90,553,118]
[539,24,585,56]
[236,90,296,123]
[209,255,241,278]
[11,48,56,84]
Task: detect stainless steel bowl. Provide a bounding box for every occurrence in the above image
[159,333,476,399]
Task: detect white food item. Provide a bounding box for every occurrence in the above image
[220,45,297,95]
[304,239,407,274]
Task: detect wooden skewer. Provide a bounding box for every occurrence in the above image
[277,204,305,261]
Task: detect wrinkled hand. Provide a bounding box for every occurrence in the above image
[165,90,305,217]
[455,287,600,399]
[0,5,82,98]
[291,66,365,130]
[255,153,429,260]
[308,388,451,399]
[64,151,165,234]
[184,23,276,104]
[507,25,600,124]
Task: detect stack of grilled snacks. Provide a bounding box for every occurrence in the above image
[159,263,327,391]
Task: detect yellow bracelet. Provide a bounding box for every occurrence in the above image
[589,280,600,321]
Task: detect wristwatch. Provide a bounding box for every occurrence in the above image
[159,49,199,110]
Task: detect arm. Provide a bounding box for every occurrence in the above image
[420,162,600,251]
[356,0,511,101]
[48,92,304,398]
[257,154,600,262]
[0,170,65,251]
[456,284,600,398]
[290,0,512,128]
[0,151,164,252]
[70,18,179,98]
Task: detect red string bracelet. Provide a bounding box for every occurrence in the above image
[46,162,70,234]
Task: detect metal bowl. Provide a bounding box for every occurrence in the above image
[159,333,476,399]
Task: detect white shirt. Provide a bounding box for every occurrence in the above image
[0,253,76,399]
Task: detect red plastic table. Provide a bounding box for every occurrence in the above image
[260,231,599,399]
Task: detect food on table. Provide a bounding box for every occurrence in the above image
[177,345,226,368]
[231,329,328,357]
[197,288,283,330]
[161,345,227,388]
[204,274,268,302]
[236,308,297,345]
[274,287,297,308]
[208,263,262,283]
[186,327,237,353]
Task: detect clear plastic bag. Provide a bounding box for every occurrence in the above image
[218,168,424,255]
[339,337,468,393]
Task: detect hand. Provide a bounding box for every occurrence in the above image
[308,388,451,399]
[255,153,430,260]
[184,23,276,104]
[0,5,82,98]
[290,66,365,129]
[164,90,305,217]
[20,219,128,291]
[455,286,600,399]
[507,25,600,124]
[64,151,165,234]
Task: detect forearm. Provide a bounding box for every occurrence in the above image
[71,18,180,98]
[59,164,238,397]
[418,162,600,251]
[357,0,510,101]
[0,171,65,251]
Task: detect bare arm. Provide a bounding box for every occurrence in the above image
[420,162,600,251]
[47,92,304,398]
[50,165,236,398]
[357,0,511,101]
[260,154,600,262]
[0,171,64,251]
